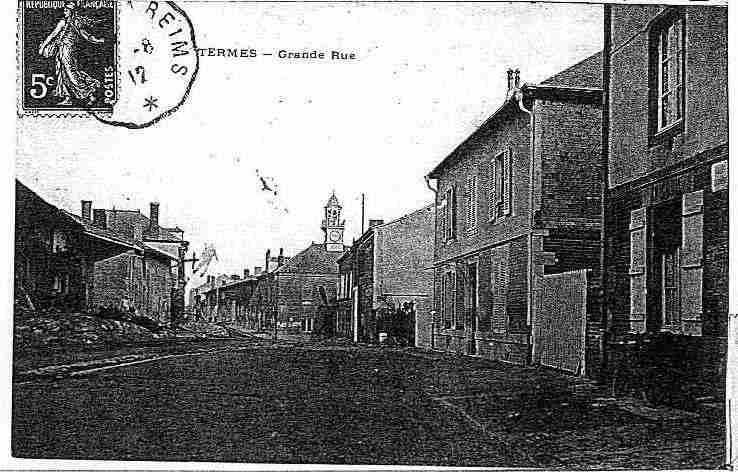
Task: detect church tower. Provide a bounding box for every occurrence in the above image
[321,192,345,252]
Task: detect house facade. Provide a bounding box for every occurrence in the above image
[337,205,435,346]
[14,180,137,313]
[427,55,603,371]
[88,202,188,325]
[602,5,728,391]
[192,272,258,324]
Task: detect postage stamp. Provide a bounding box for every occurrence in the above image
[18,0,199,128]
[19,0,117,115]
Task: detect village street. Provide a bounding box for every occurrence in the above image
[12,337,724,468]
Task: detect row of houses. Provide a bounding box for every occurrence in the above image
[424,3,727,389]
[189,193,436,346]
[15,180,189,325]
[188,5,726,395]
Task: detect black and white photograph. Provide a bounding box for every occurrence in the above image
[6,0,734,469]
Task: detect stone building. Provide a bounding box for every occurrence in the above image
[337,205,435,346]
[252,193,346,333]
[87,202,188,325]
[14,180,137,313]
[426,54,603,371]
[601,5,728,393]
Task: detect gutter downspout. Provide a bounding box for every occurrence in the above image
[600,4,612,381]
[516,89,536,365]
[425,175,439,350]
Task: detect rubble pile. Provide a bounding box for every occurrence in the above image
[14,312,177,349]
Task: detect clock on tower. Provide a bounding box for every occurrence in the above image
[321,192,345,252]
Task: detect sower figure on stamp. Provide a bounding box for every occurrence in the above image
[38,1,105,106]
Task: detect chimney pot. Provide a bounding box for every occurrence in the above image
[81,200,92,221]
[514,69,521,89]
[92,209,107,229]
[244,268,250,278]
[506,69,514,91]
[149,202,160,229]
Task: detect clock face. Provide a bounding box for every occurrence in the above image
[329,230,341,242]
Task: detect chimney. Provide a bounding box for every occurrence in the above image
[243,268,250,278]
[368,219,384,229]
[92,209,107,229]
[506,68,514,91]
[149,202,160,230]
[278,248,284,267]
[514,69,521,89]
[81,200,92,221]
[254,266,263,276]
[265,249,271,272]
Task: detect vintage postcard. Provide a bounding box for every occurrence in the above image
[8,0,734,469]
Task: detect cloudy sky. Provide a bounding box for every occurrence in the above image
[16,1,603,282]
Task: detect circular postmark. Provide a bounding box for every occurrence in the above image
[89,1,199,128]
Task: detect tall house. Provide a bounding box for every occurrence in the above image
[603,6,728,388]
[336,204,435,345]
[427,55,603,371]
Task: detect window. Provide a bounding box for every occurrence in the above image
[52,230,68,253]
[658,15,685,130]
[466,175,478,233]
[650,9,685,140]
[490,150,512,220]
[444,186,457,241]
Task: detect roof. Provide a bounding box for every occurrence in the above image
[103,209,183,243]
[427,53,603,179]
[199,275,258,295]
[63,210,139,250]
[540,51,603,88]
[326,192,341,207]
[273,243,346,274]
[373,203,434,230]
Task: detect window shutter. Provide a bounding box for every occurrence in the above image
[472,176,478,229]
[466,175,478,231]
[680,190,703,336]
[629,208,647,334]
[439,193,447,241]
[490,245,509,333]
[466,177,473,231]
[503,149,512,215]
[489,159,496,221]
[450,186,457,238]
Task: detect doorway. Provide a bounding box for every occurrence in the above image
[651,199,682,330]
